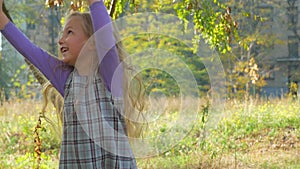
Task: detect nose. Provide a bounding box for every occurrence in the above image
[58,36,64,46]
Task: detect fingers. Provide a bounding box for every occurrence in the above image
[87,0,100,5]
[0,0,3,12]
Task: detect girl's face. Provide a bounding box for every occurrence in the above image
[58,16,89,66]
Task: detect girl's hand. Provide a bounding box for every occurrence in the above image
[0,0,3,13]
[87,0,101,5]
[0,0,9,30]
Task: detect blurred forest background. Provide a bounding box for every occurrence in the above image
[0,0,291,100]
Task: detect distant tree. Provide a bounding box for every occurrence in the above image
[219,0,286,99]
[0,0,51,99]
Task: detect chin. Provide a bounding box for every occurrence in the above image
[62,58,71,65]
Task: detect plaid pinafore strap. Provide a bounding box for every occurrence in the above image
[59,70,137,169]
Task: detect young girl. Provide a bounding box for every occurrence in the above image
[0,0,140,168]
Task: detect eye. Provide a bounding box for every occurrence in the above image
[67,30,73,34]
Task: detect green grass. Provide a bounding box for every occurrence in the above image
[0,98,299,168]
[0,99,60,169]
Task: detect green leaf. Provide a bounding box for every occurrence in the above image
[20,64,27,70]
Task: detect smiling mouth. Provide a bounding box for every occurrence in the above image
[60,47,69,54]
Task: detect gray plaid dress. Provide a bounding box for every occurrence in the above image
[59,69,137,169]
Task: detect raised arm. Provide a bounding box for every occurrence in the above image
[89,0,123,97]
[0,0,72,96]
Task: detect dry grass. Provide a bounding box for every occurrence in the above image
[0,99,60,168]
[137,97,300,169]
[1,97,300,168]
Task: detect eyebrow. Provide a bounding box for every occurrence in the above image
[64,26,73,30]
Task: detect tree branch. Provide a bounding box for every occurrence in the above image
[109,0,117,18]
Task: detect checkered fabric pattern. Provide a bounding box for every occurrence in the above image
[59,70,137,169]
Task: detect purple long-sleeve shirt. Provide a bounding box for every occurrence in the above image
[1,1,120,97]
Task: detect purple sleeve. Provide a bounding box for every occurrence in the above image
[90,1,123,97]
[1,22,72,96]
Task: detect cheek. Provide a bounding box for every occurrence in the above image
[73,40,87,61]
[71,41,86,55]
[78,37,88,48]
